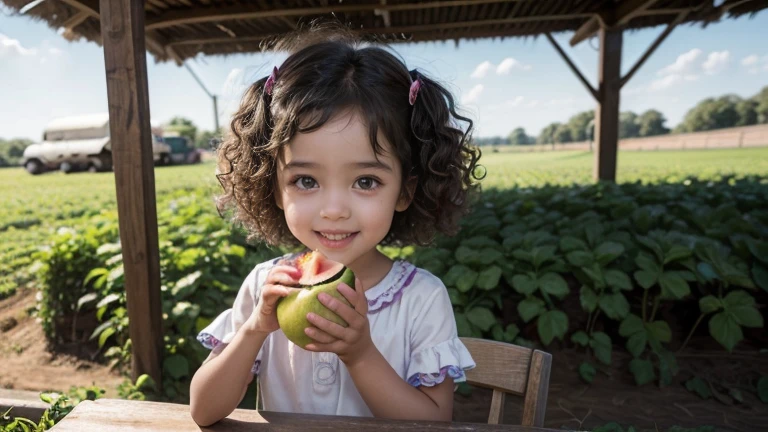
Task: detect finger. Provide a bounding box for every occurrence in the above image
[266,267,301,286]
[307,312,348,340]
[318,292,362,327]
[336,283,358,305]
[305,340,344,353]
[304,326,336,344]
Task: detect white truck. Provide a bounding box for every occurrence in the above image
[21,113,172,175]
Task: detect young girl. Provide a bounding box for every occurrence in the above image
[190,31,483,426]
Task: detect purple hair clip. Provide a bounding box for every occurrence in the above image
[265,66,278,96]
[409,77,422,106]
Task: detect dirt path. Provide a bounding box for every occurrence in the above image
[0,289,124,397]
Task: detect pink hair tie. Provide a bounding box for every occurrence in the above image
[265,66,278,96]
[409,77,422,106]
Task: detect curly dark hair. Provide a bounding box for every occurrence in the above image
[216,29,483,248]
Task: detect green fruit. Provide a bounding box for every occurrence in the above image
[276,268,355,348]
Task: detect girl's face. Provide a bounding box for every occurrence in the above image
[275,109,412,269]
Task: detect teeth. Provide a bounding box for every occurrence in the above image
[320,232,352,241]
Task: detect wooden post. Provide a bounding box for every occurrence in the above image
[594,27,622,182]
[100,0,164,387]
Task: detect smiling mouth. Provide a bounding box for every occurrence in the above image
[317,232,357,240]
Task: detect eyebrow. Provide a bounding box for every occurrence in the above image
[283,160,393,172]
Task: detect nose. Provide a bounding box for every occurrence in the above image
[320,189,351,220]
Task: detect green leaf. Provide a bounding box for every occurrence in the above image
[466,307,497,332]
[491,323,504,341]
[664,245,692,265]
[503,324,520,343]
[595,241,624,266]
[455,313,472,337]
[697,262,719,282]
[512,273,537,295]
[635,252,660,273]
[538,272,569,299]
[532,245,556,268]
[96,293,121,309]
[636,235,663,261]
[579,362,596,384]
[456,269,479,293]
[656,349,678,387]
[447,288,466,307]
[659,272,691,299]
[685,377,712,400]
[77,292,99,312]
[699,295,722,314]
[599,293,630,320]
[626,332,647,358]
[560,236,587,252]
[634,270,657,290]
[629,358,656,386]
[475,266,502,290]
[605,269,632,292]
[753,265,768,293]
[518,297,545,323]
[455,246,479,265]
[747,240,768,264]
[758,376,768,403]
[163,355,190,379]
[537,310,568,345]
[619,314,644,337]
[567,251,593,267]
[443,264,472,287]
[645,321,672,343]
[590,331,612,365]
[580,286,598,313]
[722,291,763,328]
[571,331,589,347]
[98,327,116,348]
[709,312,743,352]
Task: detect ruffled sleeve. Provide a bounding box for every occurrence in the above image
[405,271,476,388]
[196,255,286,374]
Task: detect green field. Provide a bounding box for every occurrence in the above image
[2,147,767,297]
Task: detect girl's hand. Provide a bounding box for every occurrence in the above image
[304,277,376,367]
[243,264,302,335]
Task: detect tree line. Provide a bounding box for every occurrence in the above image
[474,85,768,146]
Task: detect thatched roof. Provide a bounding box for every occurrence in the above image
[3,0,766,64]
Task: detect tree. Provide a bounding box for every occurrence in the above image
[195,129,224,150]
[619,111,640,139]
[675,95,741,133]
[554,125,572,143]
[538,123,561,144]
[735,99,758,126]
[508,127,531,145]
[165,117,198,142]
[752,86,768,124]
[0,138,32,167]
[567,110,595,142]
[637,110,670,137]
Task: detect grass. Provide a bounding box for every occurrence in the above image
[1,146,766,298]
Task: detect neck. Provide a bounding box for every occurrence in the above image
[346,249,395,292]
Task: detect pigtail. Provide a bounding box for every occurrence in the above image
[399,70,484,245]
[215,73,292,245]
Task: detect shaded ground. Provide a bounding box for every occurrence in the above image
[1,288,766,430]
[0,289,124,397]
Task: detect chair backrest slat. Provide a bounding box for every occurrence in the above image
[459,337,552,427]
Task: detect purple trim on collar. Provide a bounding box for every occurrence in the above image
[367,263,418,313]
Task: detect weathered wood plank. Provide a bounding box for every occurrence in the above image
[99,0,163,386]
[50,399,559,431]
[594,27,622,182]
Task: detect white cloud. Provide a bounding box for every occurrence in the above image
[470,61,493,79]
[649,74,697,91]
[527,99,540,107]
[741,55,759,66]
[496,57,532,75]
[0,33,37,57]
[462,84,484,104]
[658,48,702,76]
[48,47,63,56]
[702,50,729,75]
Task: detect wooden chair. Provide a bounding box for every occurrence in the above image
[459,337,552,427]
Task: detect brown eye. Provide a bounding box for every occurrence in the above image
[294,176,317,190]
[355,177,380,190]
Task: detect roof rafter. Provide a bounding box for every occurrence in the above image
[570,0,660,46]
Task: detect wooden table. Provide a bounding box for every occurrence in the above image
[50,399,559,431]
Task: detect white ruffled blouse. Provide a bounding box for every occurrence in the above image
[197,252,476,417]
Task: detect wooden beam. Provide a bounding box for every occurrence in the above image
[168,14,594,47]
[620,10,688,88]
[99,0,164,387]
[594,27,622,183]
[62,10,90,30]
[570,0,658,46]
[59,0,99,17]
[545,33,599,102]
[145,0,523,31]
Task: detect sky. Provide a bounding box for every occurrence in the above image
[1,5,767,142]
